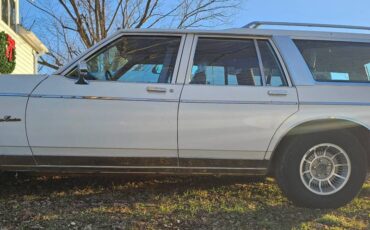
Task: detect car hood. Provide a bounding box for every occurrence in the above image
[0,75,48,95]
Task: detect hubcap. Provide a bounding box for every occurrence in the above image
[300,143,351,195]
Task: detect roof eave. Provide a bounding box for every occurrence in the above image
[18,25,49,54]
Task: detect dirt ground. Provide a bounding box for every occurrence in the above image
[0,173,368,229]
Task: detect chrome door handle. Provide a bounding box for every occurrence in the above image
[268,90,288,96]
[146,86,167,93]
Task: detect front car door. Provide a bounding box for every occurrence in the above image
[27,34,185,168]
[178,35,299,171]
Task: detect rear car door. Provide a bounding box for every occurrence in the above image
[178,35,299,168]
[27,34,184,168]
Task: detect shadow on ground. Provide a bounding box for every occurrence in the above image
[0,173,368,229]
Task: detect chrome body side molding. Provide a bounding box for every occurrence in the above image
[0,93,29,97]
[300,101,370,106]
[0,155,269,175]
[0,165,268,176]
[180,99,297,105]
[30,94,179,103]
[5,93,369,107]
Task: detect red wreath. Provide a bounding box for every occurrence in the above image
[5,34,15,62]
[0,31,16,74]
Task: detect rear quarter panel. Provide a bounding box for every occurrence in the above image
[266,84,370,159]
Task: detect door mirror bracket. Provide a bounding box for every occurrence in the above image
[76,61,89,85]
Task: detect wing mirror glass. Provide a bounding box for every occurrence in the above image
[75,61,89,85]
[151,65,163,74]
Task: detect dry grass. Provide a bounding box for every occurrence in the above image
[0,173,368,229]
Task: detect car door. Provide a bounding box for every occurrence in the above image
[178,35,299,168]
[27,34,185,167]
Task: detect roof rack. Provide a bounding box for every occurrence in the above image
[244,21,370,31]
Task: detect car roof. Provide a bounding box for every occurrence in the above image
[55,26,370,75]
[113,27,370,40]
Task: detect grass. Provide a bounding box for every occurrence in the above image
[0,174,368,229]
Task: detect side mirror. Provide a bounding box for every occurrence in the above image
[151,65,163,74]
[75,61,89,85]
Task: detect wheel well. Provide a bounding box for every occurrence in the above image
[268,119,370,175]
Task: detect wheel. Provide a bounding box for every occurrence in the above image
[275,130,367,208]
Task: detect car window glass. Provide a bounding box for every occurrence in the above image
[258,40,287,87]
[190,38,263,86]
[294,40,370,83]
[67,36,181,83]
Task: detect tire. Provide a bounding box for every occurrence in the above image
[275,130,367,208]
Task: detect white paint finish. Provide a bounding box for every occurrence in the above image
[266,85,370,159]
[27,76,181,160]
[0,97,33,157]
[0,75,42,158]
[0,97,28,146]
[297,85,370,104]
[179,86,299,159]
[32,147,175,158]
[0,146,31,156]
[0,75,46,94]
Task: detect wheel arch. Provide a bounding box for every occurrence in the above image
[268,118,370,175]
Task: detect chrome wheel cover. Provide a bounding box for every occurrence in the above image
[300,143,351,195]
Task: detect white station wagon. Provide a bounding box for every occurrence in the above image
[0,22,369,208]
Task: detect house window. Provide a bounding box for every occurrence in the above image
[1,0,16,30]
[1,0,8,24]
[9,0,15,30]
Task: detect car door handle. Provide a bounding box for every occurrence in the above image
[146,86,167,93]
[268,90,288,96]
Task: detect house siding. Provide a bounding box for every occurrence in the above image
[0,21,36,74]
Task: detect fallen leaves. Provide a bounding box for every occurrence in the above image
[0,174,368,229]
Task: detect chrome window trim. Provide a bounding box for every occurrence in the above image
[272,36,316,86]
[176,34,195,84]
[59,33,187,85]
[264,39,293,87]
[290,35,370,44]
[183,34,293,87]
[173,34,188,83]
[53,29,370,77]
[254,39,266,86]
[313,81,370,86]
[184,35,198,85]
[293,39,370,85]
[255,39,290,87]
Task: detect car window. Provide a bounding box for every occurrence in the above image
[294,40,370,83]
[67,36,181,83]
[190,38,263,86]
[258,40,287,87]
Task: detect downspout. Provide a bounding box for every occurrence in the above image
[33,50,40,74]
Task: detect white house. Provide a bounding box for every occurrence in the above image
[0,0,48,74]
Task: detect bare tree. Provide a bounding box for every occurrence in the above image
[23,0,241,71]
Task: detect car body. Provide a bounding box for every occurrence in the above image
[1,23,369,208]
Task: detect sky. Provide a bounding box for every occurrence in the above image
[18,0,370,73]
[230,0,370,32]
[20,0,370,32]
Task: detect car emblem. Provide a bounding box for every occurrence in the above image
[0,115,21,122]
